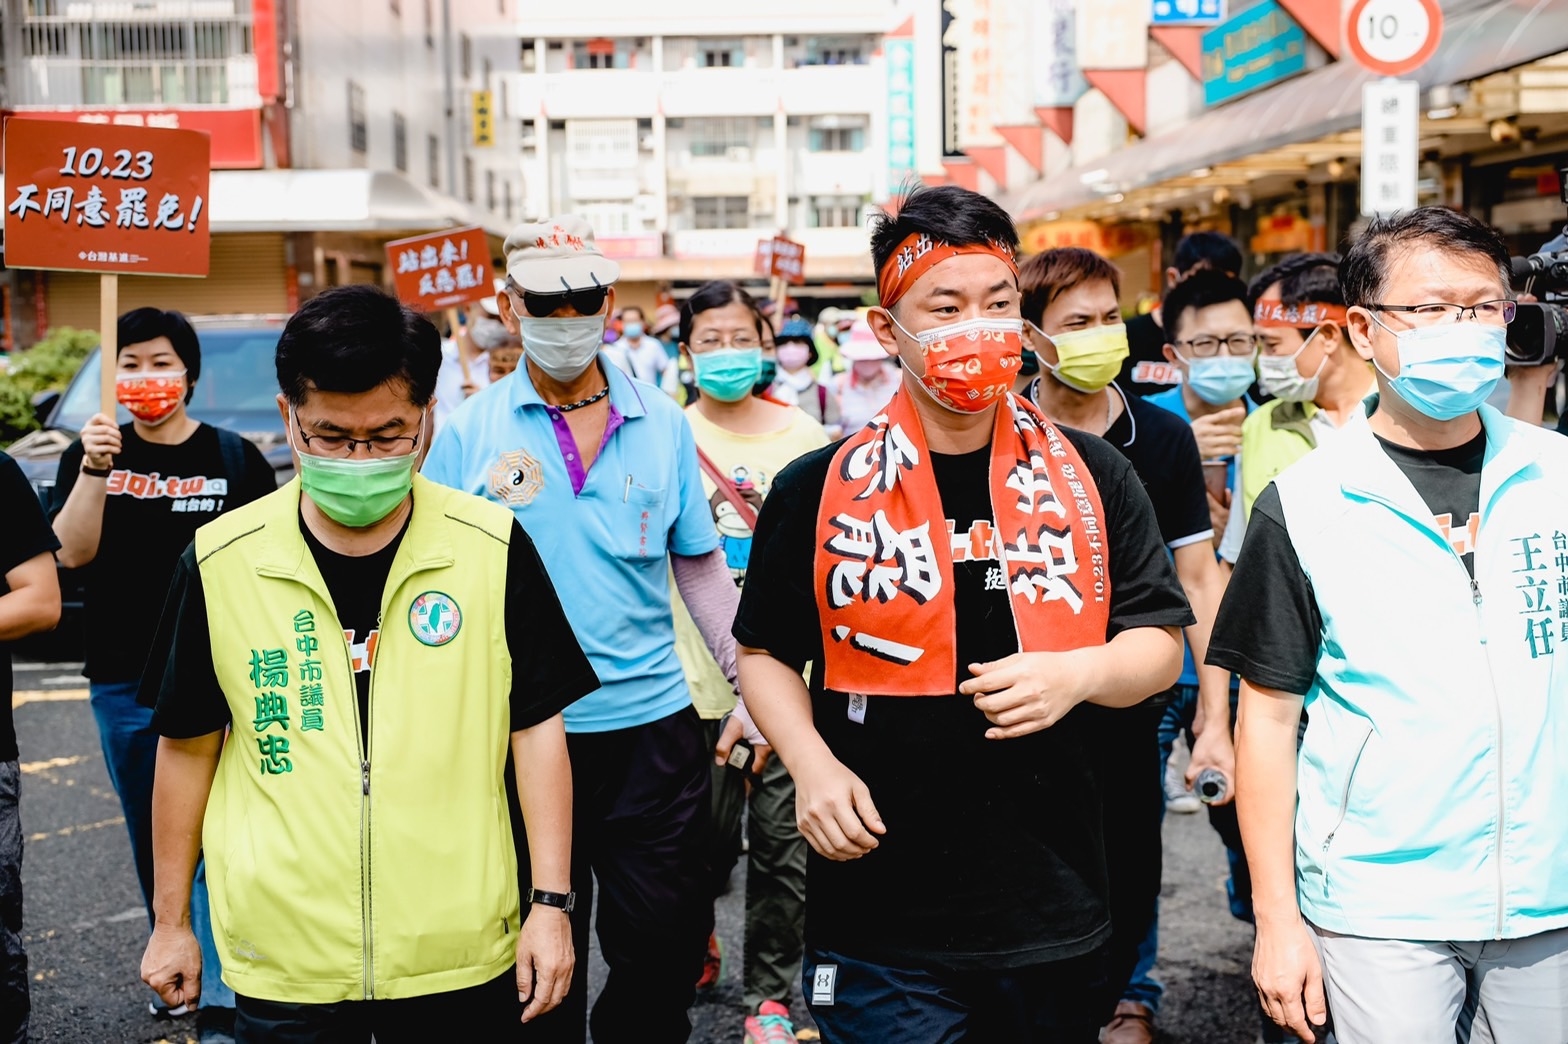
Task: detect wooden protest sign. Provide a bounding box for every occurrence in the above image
[386,226,494,313]
[3,117,213,412]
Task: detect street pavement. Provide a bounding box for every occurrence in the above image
[13,659,1262,1043]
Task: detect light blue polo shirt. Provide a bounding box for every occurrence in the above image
[423,356,720,733]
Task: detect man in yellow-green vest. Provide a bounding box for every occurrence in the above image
[1242,254,1375,522]
[136,285,598,1043]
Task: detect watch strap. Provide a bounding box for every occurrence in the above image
[81,464,112,478]
[527,887,576,914]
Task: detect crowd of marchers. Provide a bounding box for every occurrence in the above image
[0,187,1564,1044]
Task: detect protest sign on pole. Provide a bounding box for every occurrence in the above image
[386,226,495,313]
[3,118,213,412]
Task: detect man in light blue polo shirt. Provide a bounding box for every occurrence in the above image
[424,216,749,1044]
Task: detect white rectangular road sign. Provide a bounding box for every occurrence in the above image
[1361,78,1420,216]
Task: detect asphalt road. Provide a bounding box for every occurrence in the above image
[12,659,1262,1043]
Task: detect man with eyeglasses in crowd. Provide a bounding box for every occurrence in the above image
[1147,269,1258,567]
[1120,232,1244,399]
[137,285,590,1040]
[424,218,754,1044]
[1210,207,1568,1043]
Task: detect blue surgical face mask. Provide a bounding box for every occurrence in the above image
[1181,353,1256,405]
[1371,315,1506,422]
[623,321,644,340]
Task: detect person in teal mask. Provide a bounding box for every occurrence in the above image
[1147,270,1259,565]
[138,284,590,1040]
[673,280,827,1044]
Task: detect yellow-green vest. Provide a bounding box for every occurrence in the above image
[1240,399,1318,522]
[194,475,518,1004]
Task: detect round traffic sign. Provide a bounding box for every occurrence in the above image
[1346,0,1443,77]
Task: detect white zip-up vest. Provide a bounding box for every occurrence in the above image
[1273,403,1568,941]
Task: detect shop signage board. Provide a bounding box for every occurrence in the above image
[1361,78,1420,216]
[386,226,494,312]
[1152,0,1225,27]
[885,37,918,192]
[1346,0,1443,77]
[4,108,263,168]
[1033,0,1089,109]
[1201,0,1309,106]
[3,117,213,412]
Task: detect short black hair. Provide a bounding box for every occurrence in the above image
[275,285,441,407]
[1249,252,1344,311]
[620,304,645,321]
[678,280,764,346]
[1162,269,1251,344]
[119,307,200,398]
[1018,248,1122,327]
[1341,207,1511,309]
[868,184,1019,285]
[1173,231,1243,279]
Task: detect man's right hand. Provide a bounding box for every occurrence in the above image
[1190,405,1245,460]
[793,751,885,861]
[80,412,123,471]
[142,922,203,1011]
[1252,913,1328,1041]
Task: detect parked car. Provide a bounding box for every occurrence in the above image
[7,316,293,658]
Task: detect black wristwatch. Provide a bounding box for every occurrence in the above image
[527,888,576,914]
[81,464,112,478]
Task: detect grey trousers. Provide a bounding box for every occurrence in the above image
[1309,921,1568,1044]
[703,718,808,1013]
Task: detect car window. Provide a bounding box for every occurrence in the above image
[53,329,284,436]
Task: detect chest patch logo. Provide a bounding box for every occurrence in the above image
[408,591,462,647]
[490,448,543,506]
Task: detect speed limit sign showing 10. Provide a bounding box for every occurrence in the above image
[1346,0,1444,77]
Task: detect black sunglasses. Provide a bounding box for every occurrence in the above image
[511,281,609,319]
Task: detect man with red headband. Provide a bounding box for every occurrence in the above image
[733,185,1192,1039]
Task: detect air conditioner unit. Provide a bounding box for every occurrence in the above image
[725,146,752,163]
[638,131,656,151]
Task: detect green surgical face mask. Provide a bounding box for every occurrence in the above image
[291,408,423,528]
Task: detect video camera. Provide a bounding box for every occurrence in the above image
[1508,164,1568,366]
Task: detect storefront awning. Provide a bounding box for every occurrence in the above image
[1004,0,1568,221]
[207,170,508,237]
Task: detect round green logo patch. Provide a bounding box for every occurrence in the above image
[408,591,462,647]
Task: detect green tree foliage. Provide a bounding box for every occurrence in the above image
[0,328,98,445]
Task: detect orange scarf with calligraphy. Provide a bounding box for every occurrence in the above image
[813,386,1110,696]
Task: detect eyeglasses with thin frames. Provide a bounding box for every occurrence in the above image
[1368,300,1517,326]
[1174,333,1257,358]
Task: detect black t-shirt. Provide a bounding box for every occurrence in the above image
[733,428,1192,970]
[1037,381,1213,549]
[1116,312,1179,399]
[143,515,599,742]
[50,423,276,682]
[1207,431,1486,695]
[1,452,63,762]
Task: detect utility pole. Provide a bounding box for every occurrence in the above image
[442,0,458,199]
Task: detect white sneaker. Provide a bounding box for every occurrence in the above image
[1164,748,1202,814]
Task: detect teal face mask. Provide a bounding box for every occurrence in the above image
[692,347,764,403]
[291,409,423,528]
[1372,315,1506,422]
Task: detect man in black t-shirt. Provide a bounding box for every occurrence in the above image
[1117,232,1243,399]
[734,187,1192,1041]
[1210,208,1568,1044]
[49,308,274,1035]
[1018,248,1234,1044]
[139,286,595,1042]
[0,451,62,1044]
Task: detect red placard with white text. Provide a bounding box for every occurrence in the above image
[3,117,211,277]
[385,226,494,312]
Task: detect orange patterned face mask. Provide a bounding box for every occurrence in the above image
[116,370,186,425]
[886,314,1025,414]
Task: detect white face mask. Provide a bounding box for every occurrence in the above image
[519,315,606,382]
[1256,328,1328,403]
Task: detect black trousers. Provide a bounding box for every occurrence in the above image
[234,968,518,1043]
[1086,698,1165,1019]
[513,706,714,1044]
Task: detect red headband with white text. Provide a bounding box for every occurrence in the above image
[877,232,1019,309]
[1254,299,1348,329]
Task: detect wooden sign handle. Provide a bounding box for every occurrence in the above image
[99,273,118,417]
[447,306,473,385]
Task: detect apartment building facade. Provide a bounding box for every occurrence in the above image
[0,0,520,344]
[510,0,916,309]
